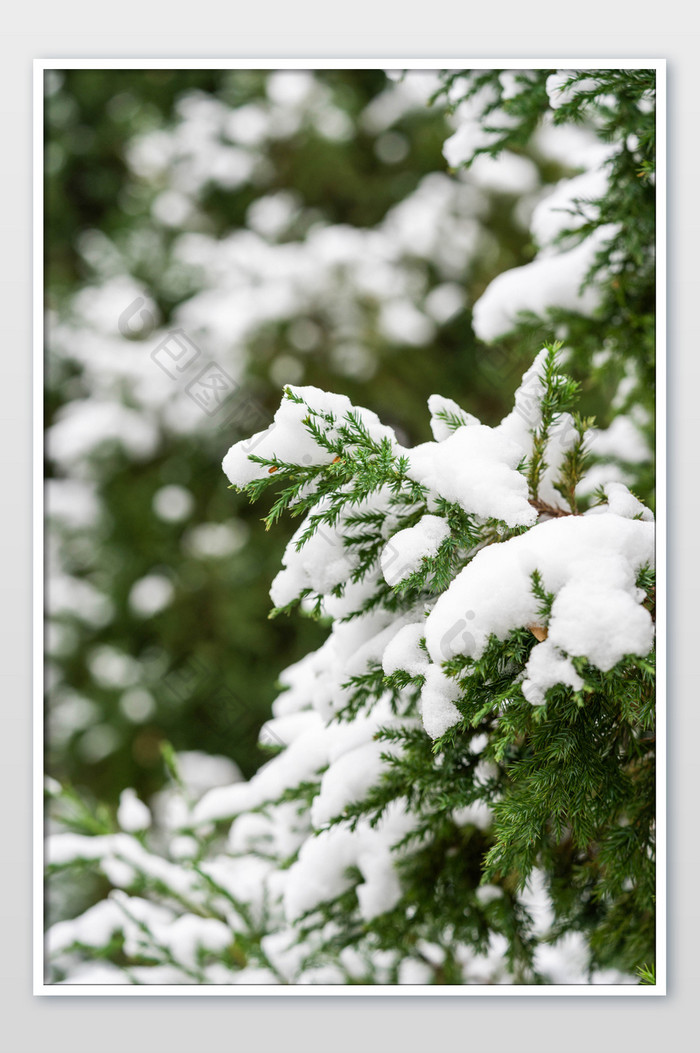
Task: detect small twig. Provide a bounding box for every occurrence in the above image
[529,498,577,518]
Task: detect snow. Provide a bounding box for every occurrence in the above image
[521,639,584,706]
[197,699,406,827]
[48,399,159,466]
[424,512,654,704]
[546,73,599,110]
[152,484,194,522]
[575,461,631,499]
[547,573,653,671]
[46,479,100,529]
[282,799,416,923]
[382,621,429,678]
[423,283,466,325]
[443,121,498,167]
[193,715,328,822]
[120,686,155,728]
[467,92,619,347]
[405,424,537,528]
[260,930,307,983]
[47,899,126,956]
[472,225,617,342]
[311,738,395,827]
[160,914,231,969]
[427,393,479,441]
[598,481,654,522]
[47,573,113,626]
[269,500,359,608]
[128,574,174,617]
[398,958,435,984]
[117,789,151,832]
[533,116,605,171]
[419,666,462,739]
[222,384,397,488]
[530,155,613,249]
[175,751,243,797]
[58,962,133,985]
[475,884,503,906]
[381,515,450,586]
[495,346,556,450]
[587,414,652,464]
[185,520,249,559]
[47,832,201,899]
[360,71,440,134]
[467,151,540,196]
[199,856,274,925]
[452,800,492,830]
[441,82,512,168]
[270,607,404,722]
[378,299,435,346]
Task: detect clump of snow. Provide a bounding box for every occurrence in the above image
[152,484,194,522]
[382,621,429,678]
[222,385,397,488]
[530,152,614,250]
[128,574,174,617]
[521,639,584,706]
[590,481,654,522]
[452,800,492,831]
[311,738,396,827]
[419,665,462,739]
[46,479,100,529]
[587,414,652,464]
[546,73,599,111]
[442,122,498,169]
[533,114,604,171]
[270,501,358,608]
[405,425,536,528]
[441,83,515,169]
[423,284,466,325]
[49,400,160,466]
[281,799,416,923]
[427,393,479,441]
[472,225,617,343]
[117,789,151,833]
[46,832,202,900]
[378,300,435,346]
[493,348,578,511]
[425,512,654,704]
[381,515,450,586]
[161,914,232,969]
[185,520,249,559]
[467,151,540,196]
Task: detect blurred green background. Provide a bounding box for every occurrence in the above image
[44,68,568,809]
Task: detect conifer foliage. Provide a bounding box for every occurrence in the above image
[46,68,657,986]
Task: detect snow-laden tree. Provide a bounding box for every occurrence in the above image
[45,68,657,986]
[46,68,536,805]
